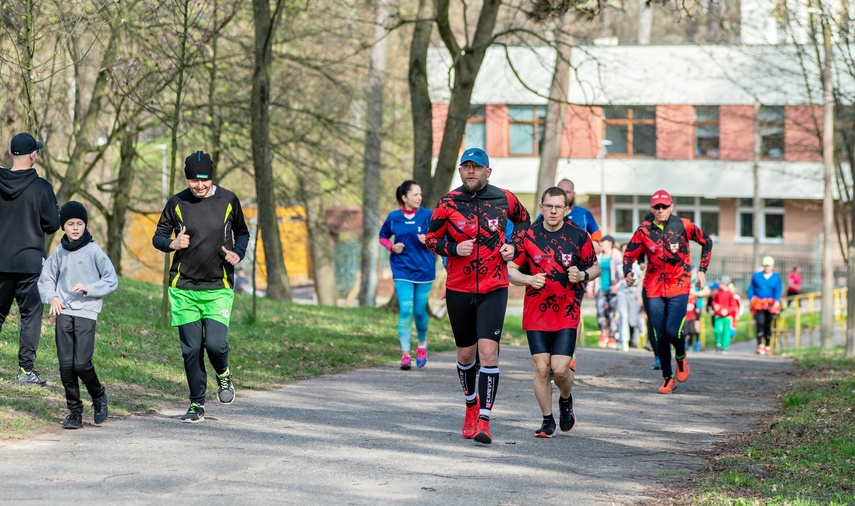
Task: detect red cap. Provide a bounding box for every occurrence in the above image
[650,189,672,207]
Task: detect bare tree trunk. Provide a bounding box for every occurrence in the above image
[537,19,572,198]
[358,0,389,307]
[105,129,137,274]
[251,0,291,300]
[752,102,762,267]
[820,18,834,350]
[409,0,434,199]
[637,0,652,44]
[299,172,337,306]
[426,0,503,206]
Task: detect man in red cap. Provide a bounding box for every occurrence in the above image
[622,189,712,394]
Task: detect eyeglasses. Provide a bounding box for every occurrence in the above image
[652,204,671,210]
[541,204,566,212]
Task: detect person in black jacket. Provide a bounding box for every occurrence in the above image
[152,151,250,423]
[0,133,60,385]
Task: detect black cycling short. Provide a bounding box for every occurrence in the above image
[526,328,577,357]
[445,288,508,348]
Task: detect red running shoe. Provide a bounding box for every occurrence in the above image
[675,356,690,383]
[473,418,492,444]
[462,399,480,439]
[657,376,676,394]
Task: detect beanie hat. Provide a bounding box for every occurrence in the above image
[60,201,88,226]
[184,151,214,180]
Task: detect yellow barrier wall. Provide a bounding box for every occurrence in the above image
[123,206,312,288]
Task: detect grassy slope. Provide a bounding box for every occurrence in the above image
[0,278,461,438]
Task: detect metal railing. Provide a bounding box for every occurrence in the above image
[770,288,848,352]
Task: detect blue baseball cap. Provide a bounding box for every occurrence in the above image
[460,148,489,167]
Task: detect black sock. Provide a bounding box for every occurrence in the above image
[478,366,499,420]
[543,414,555,423]
[458,361,478,406]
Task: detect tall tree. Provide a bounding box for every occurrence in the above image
[251,0,291,300]
[409,0,434,198]
[411,0,504,207]
[536,19,573,198]
[358,0,390,307]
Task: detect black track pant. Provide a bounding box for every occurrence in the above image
[0,273,43,371]
[56,314,104,413]
[179,319,230,404]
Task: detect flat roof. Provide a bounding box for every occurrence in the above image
[428,45,854,106]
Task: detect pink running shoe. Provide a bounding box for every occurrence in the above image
[400,353,411,370]
[416,344,428,368]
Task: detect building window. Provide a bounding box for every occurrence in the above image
[674,196,720,238]
[737,198,784,241]
[835,104,854,156]
[759,106,785,159]
[694,106,720,158]
[603,106,656,157]
[464,106,486,150]
[508,105,545,155]
[612,195,652,236]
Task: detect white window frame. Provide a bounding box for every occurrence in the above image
[736,199,785,244]
[612,195,649,242]
[673,197,720,241]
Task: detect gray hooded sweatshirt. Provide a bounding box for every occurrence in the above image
[38,241,118,321]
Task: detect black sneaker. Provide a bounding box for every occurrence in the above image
[535,418,556,438]
[180,403,205,423]
[559,396,577,432]
[93,392,109,424]
[14,368,46,386]
[61,412,83,429]
[216,370,235,404]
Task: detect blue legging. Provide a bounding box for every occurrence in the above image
[394,280,433,352]
[646,294,688,378]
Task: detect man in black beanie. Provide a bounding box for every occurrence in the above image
[151,151,250,422]
[0,132,60,385]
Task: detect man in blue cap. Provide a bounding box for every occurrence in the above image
[0,133,60,385]
[425,147,530,444]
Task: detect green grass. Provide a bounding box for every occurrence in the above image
[0,278,458,438]
[685,347,855,505]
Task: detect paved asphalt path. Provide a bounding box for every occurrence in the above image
[0,342,794,505]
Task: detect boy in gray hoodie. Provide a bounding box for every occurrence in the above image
[38,201,118,429]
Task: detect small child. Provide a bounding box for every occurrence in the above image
[711,276,739,353]
[38,201,118,429]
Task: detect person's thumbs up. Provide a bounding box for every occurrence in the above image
[172,226,190,250]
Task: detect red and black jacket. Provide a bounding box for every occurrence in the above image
[622,214,712,298]
[426,184,530,294]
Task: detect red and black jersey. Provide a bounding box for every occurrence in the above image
[513,219,596,331]
[426,183,530,294]
[622,214,712,298]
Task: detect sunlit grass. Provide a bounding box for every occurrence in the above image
[0,278,456,438]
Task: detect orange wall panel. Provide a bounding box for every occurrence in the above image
[656,105,694,159]
[562,105,601,159]
[431,103,449,157]
[719,105,755,161]
[785,105,822,162]
[486,104,509,157]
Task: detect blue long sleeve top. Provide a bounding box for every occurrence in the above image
[746,271,782,301]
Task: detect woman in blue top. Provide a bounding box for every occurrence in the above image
[379,180,436,369]
[747,256,783,355]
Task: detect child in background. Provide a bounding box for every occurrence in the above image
[38,201,118,429]
[711,276,739,353]
[684,268,710,352]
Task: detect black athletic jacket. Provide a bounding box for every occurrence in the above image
[152,186,250,290]
[0,167,60,273]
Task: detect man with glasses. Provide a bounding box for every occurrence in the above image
[556,179,602,252]
[425,147,530,444]
[622,190,712,394]
[508,187,600,438]
[0,133,60,385]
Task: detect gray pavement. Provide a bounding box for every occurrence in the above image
[0,342,795,505]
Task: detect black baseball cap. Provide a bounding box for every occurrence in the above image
[10,133,44,156]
